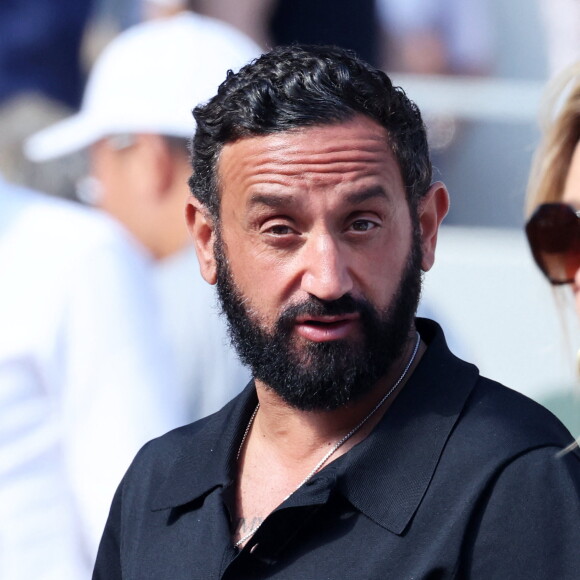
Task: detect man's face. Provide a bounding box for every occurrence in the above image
[201,116,429,410]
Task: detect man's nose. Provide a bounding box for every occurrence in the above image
[299,233,353,301]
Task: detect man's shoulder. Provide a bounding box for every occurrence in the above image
[133,412,223,469]
[125,394,242,480]
[457,375,575,457]
[417,318,574,454]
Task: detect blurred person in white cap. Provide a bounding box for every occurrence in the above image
[26,11,260,422]
[0,174,185,579]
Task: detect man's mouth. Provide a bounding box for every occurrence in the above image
[293,313,360,342]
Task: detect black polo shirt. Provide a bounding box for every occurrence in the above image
[94,319,580,579]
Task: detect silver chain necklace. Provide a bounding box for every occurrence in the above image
[234,331,421,548]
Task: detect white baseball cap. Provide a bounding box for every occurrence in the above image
[25,12,261,161]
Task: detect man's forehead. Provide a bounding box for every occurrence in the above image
[217,117,395,179]
[214,118,407,214]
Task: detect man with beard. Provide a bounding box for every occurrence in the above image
[93,45,580,579]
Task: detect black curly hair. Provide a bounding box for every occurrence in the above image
[188,44,432,220]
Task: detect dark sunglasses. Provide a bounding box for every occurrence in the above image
[525,202,580,285]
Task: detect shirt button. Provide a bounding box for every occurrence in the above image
[249,543,259,554]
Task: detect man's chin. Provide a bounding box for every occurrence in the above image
[286,334,364,363]
[263,373,374,412]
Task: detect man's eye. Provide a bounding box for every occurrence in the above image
[350,220,376,232]
[265,224,294,235]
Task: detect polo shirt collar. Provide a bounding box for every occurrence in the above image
[151,318,479,533]
[151,383,258,511]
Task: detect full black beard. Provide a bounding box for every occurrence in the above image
[214,223,423,411]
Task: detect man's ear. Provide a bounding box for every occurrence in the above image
[186,197,217,284]
[417,181,450,272]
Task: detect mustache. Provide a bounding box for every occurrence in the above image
[276,294,374,331]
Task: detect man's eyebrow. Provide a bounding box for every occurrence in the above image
[248,193,294,208]
[345,186,389,205]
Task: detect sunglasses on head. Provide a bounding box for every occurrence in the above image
[525,202,580,285]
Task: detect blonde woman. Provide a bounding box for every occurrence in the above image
[525,61,580,435]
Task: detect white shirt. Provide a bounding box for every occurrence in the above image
[0,181,185,579]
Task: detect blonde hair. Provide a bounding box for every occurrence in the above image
[526,62,580,215]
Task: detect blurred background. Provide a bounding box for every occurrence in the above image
[3,1,580,575]
[2,0,579,429]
